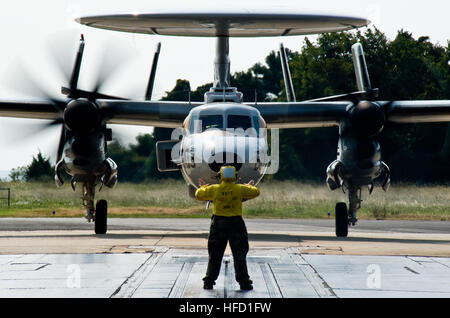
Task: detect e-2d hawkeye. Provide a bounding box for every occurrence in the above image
[0,10,449,236]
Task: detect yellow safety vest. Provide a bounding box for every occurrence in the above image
[195,181,260,217]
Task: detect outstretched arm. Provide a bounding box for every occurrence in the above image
[240,181,260,200]
[195,180,216,201]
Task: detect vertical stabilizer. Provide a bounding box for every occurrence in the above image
[145,42,161,100]
[279,43,296,102]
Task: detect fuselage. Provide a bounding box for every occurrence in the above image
[177,103,269,188]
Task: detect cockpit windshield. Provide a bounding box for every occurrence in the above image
[188,112,260,134]
[199,115,223,131]
[227,115,252,130]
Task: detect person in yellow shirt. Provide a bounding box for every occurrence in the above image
[196,166,260,291]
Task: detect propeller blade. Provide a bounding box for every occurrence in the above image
[56,125,67,163]
[46,29,81,87]
[91,37,136,97]
[145,42,161,100]
[3,59,67,114]
[2,118,64,148]
[52,35,131,101]
[5,60,51,99]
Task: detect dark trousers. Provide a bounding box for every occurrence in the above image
[203,215,250,284]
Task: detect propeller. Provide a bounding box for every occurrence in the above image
[305,42,386,137]
[5,33,131,163]
[3,57,67,149]
[60,35,129,101]
[56,34,130,162]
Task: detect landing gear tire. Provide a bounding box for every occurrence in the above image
[95,200,107,235]
[335,202,348,238]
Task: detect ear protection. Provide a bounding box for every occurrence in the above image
[217,166,238,181]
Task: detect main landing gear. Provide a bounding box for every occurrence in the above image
[56,158,117,235]
[95,199,108,235]
[335,202,348,237]
[335,186,362,238]
[82,182,108,235]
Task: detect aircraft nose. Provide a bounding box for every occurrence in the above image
[207,152,243,172]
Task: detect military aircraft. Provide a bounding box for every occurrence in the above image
[0,10,449,236]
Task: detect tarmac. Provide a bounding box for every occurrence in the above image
[0,218,449,298]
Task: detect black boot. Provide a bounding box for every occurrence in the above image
[203,279,215,290]
[239,279,253,291]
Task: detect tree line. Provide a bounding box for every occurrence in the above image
[12,27,450,183]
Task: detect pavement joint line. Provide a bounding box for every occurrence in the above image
[223,259,230,298]
[332,287,450,294]
[169,262,194,298]
[260,262,282,298]
[432,258,450,269]
[405,256,428,266]
[153,235,165,246]
[267,263,284,298]
[110,252,162,298]
[297,254,337,298]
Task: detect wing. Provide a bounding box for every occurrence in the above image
[250,102,350,128]
[2,99,449,129]
[0,99,200,128]
[0,100,61,120]
[252,100,450,129]
[381,101,450,123]
[97,100,201,128]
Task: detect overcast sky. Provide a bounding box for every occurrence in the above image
[0,0,449,172]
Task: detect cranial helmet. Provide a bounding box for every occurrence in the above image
[219,166,237,181]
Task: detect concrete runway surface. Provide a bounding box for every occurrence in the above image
[0,218,449,298]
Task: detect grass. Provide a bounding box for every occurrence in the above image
[0,179,448,221]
